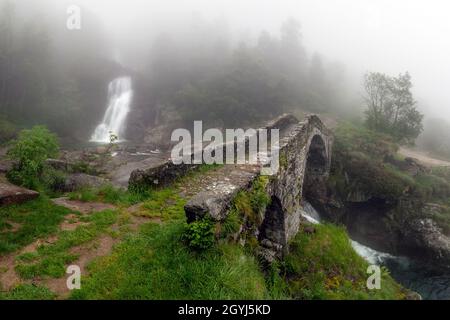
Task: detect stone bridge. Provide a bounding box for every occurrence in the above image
[129,114,333,260]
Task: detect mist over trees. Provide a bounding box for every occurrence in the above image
[417,118,450,159]
[0,0,351,144]
[363,72,423,143]
[0,0,122,141]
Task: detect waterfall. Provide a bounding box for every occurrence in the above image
[90,77,133,143]
[301,201,321,224]
[349,240,396,265]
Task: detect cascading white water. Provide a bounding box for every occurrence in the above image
[300,201,449,299]
[90,77,133,143]
[299,201,395,264]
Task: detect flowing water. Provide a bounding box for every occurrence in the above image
[300,201,450,300]
[90,77,133,143]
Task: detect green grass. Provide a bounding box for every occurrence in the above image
[67,173,274,299]
[0,196,72,254]
[67,185,146,206]
[0,284,55,300]
[67,175,406,300]
[70,220,407,300]
[15,209,118,279]
[282,223,406,300]
[334,122,398,161]
[140,188,186,221]
[333,122,450,236]
[70,222,269,300]
[1,158,408,300]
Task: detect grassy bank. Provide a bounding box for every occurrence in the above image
[1,154,407,300]
[331,122,450,235]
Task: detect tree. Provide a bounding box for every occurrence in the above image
[363,72,423,143]
[279,18,307,79]
[7,125,59,189]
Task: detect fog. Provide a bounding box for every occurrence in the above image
[73,0,450,120]
[2,0,450,142]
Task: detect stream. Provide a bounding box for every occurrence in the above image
[301,201,450,300]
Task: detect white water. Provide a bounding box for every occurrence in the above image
[301,201,450,299]
[300,201,321,224]
[90,77,133,143]
[350,240,396,265]
[300,201,393,264]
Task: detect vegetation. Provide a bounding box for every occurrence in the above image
[363,72,423,143]
[331,121,450,234]
[69,220,405,299]
[282,223,406,299]
[0,196,71,254]
[15,209,117,279]
[182,218,215,251]
[0,162,408,300]
[0,0,349,139]
[6,125,60,190]
[71,223,269,300]
[0,284,56,300]
[68,184,149,206]
[331,122,413,200]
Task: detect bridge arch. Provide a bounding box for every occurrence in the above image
[302,133,329,202]
[259,196,286,251]
[183,114,333,262]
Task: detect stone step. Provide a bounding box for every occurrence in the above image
[184,164,260,222]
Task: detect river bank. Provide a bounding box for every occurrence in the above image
[302,201,450,300]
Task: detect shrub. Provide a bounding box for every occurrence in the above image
[182,218,215,251]
[40,166,66,194]
[7,125,59,189]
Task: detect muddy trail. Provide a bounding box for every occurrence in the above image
[0,165,242,299]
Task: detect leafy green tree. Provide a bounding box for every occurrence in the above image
[7,125,59,189]
[363,72,423,143]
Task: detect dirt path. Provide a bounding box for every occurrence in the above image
[0,209,157,298]
[0,165,237,298]
[399,147,450,167]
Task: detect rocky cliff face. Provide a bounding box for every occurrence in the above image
[308,160,450,271]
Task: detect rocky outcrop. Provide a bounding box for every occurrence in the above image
[46,159,75,172]
[185,165,260,222]
[385,155,429,176]
[311,157,450,270]
[62,173,108,192]
[406,217,450,267]
[129,161,200,190]
[0,181,39,206]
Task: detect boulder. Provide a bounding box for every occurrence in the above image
[406,217,450,269]
[129,161,199,190]
[46,158,73,172]
[0,182,39,206]
[184,166,260,222]
[63,173,108,192]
